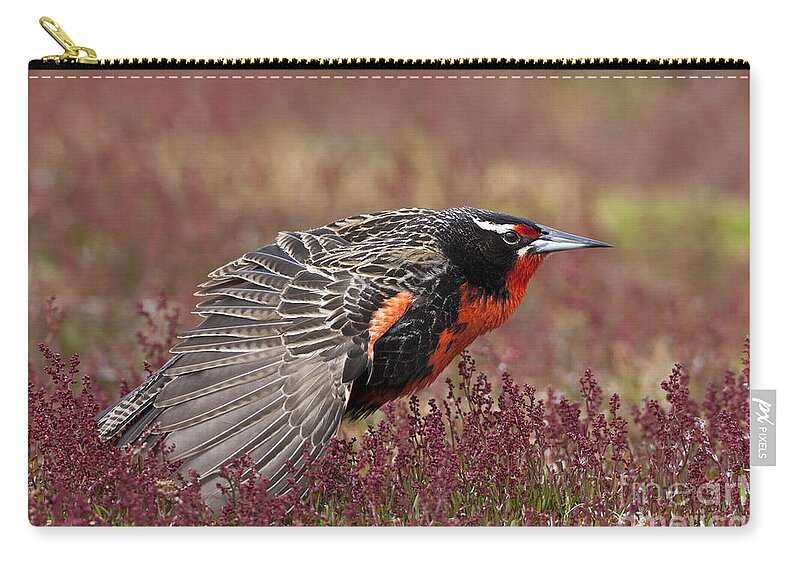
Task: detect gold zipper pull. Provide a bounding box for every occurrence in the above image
[39,16,98,64]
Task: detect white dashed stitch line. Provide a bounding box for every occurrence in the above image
[30,74,750,81]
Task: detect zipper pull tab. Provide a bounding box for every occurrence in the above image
[39,16,99,64]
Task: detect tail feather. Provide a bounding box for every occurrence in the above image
[95,355,180,443]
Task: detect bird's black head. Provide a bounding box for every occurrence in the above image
[437,207,611,299]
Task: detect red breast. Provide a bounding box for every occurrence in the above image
[404,253,548,396]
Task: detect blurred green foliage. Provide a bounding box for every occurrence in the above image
[598,189,748,261]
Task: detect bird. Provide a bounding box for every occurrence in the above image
[96,206,610,509]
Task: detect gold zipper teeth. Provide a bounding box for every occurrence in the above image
[91,57,748,68]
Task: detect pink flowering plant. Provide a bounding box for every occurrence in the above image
[28,301,749,526]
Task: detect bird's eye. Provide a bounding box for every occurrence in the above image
[502,230,521,245]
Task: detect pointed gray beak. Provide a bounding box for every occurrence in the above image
[528,225,612,254]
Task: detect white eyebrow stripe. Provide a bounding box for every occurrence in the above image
[471,217,517,234]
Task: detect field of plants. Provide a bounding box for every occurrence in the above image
[28,73,749,525]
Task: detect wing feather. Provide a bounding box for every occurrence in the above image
[165,398,287,461]
[156,355,283,406]
[166,350,273,375]
[96,231,411,510]
[156,373,285,431]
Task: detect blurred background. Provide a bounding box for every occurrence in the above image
[28,73,748,406]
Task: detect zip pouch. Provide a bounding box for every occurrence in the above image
[28,17,750,526]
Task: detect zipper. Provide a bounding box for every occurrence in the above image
[38,17,99,65]
[32,16,749,70]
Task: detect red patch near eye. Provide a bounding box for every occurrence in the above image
[513,224,541,239]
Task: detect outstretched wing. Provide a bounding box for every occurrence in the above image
[97,228,395,509]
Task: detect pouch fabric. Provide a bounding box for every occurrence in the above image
[28,62,750,526]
